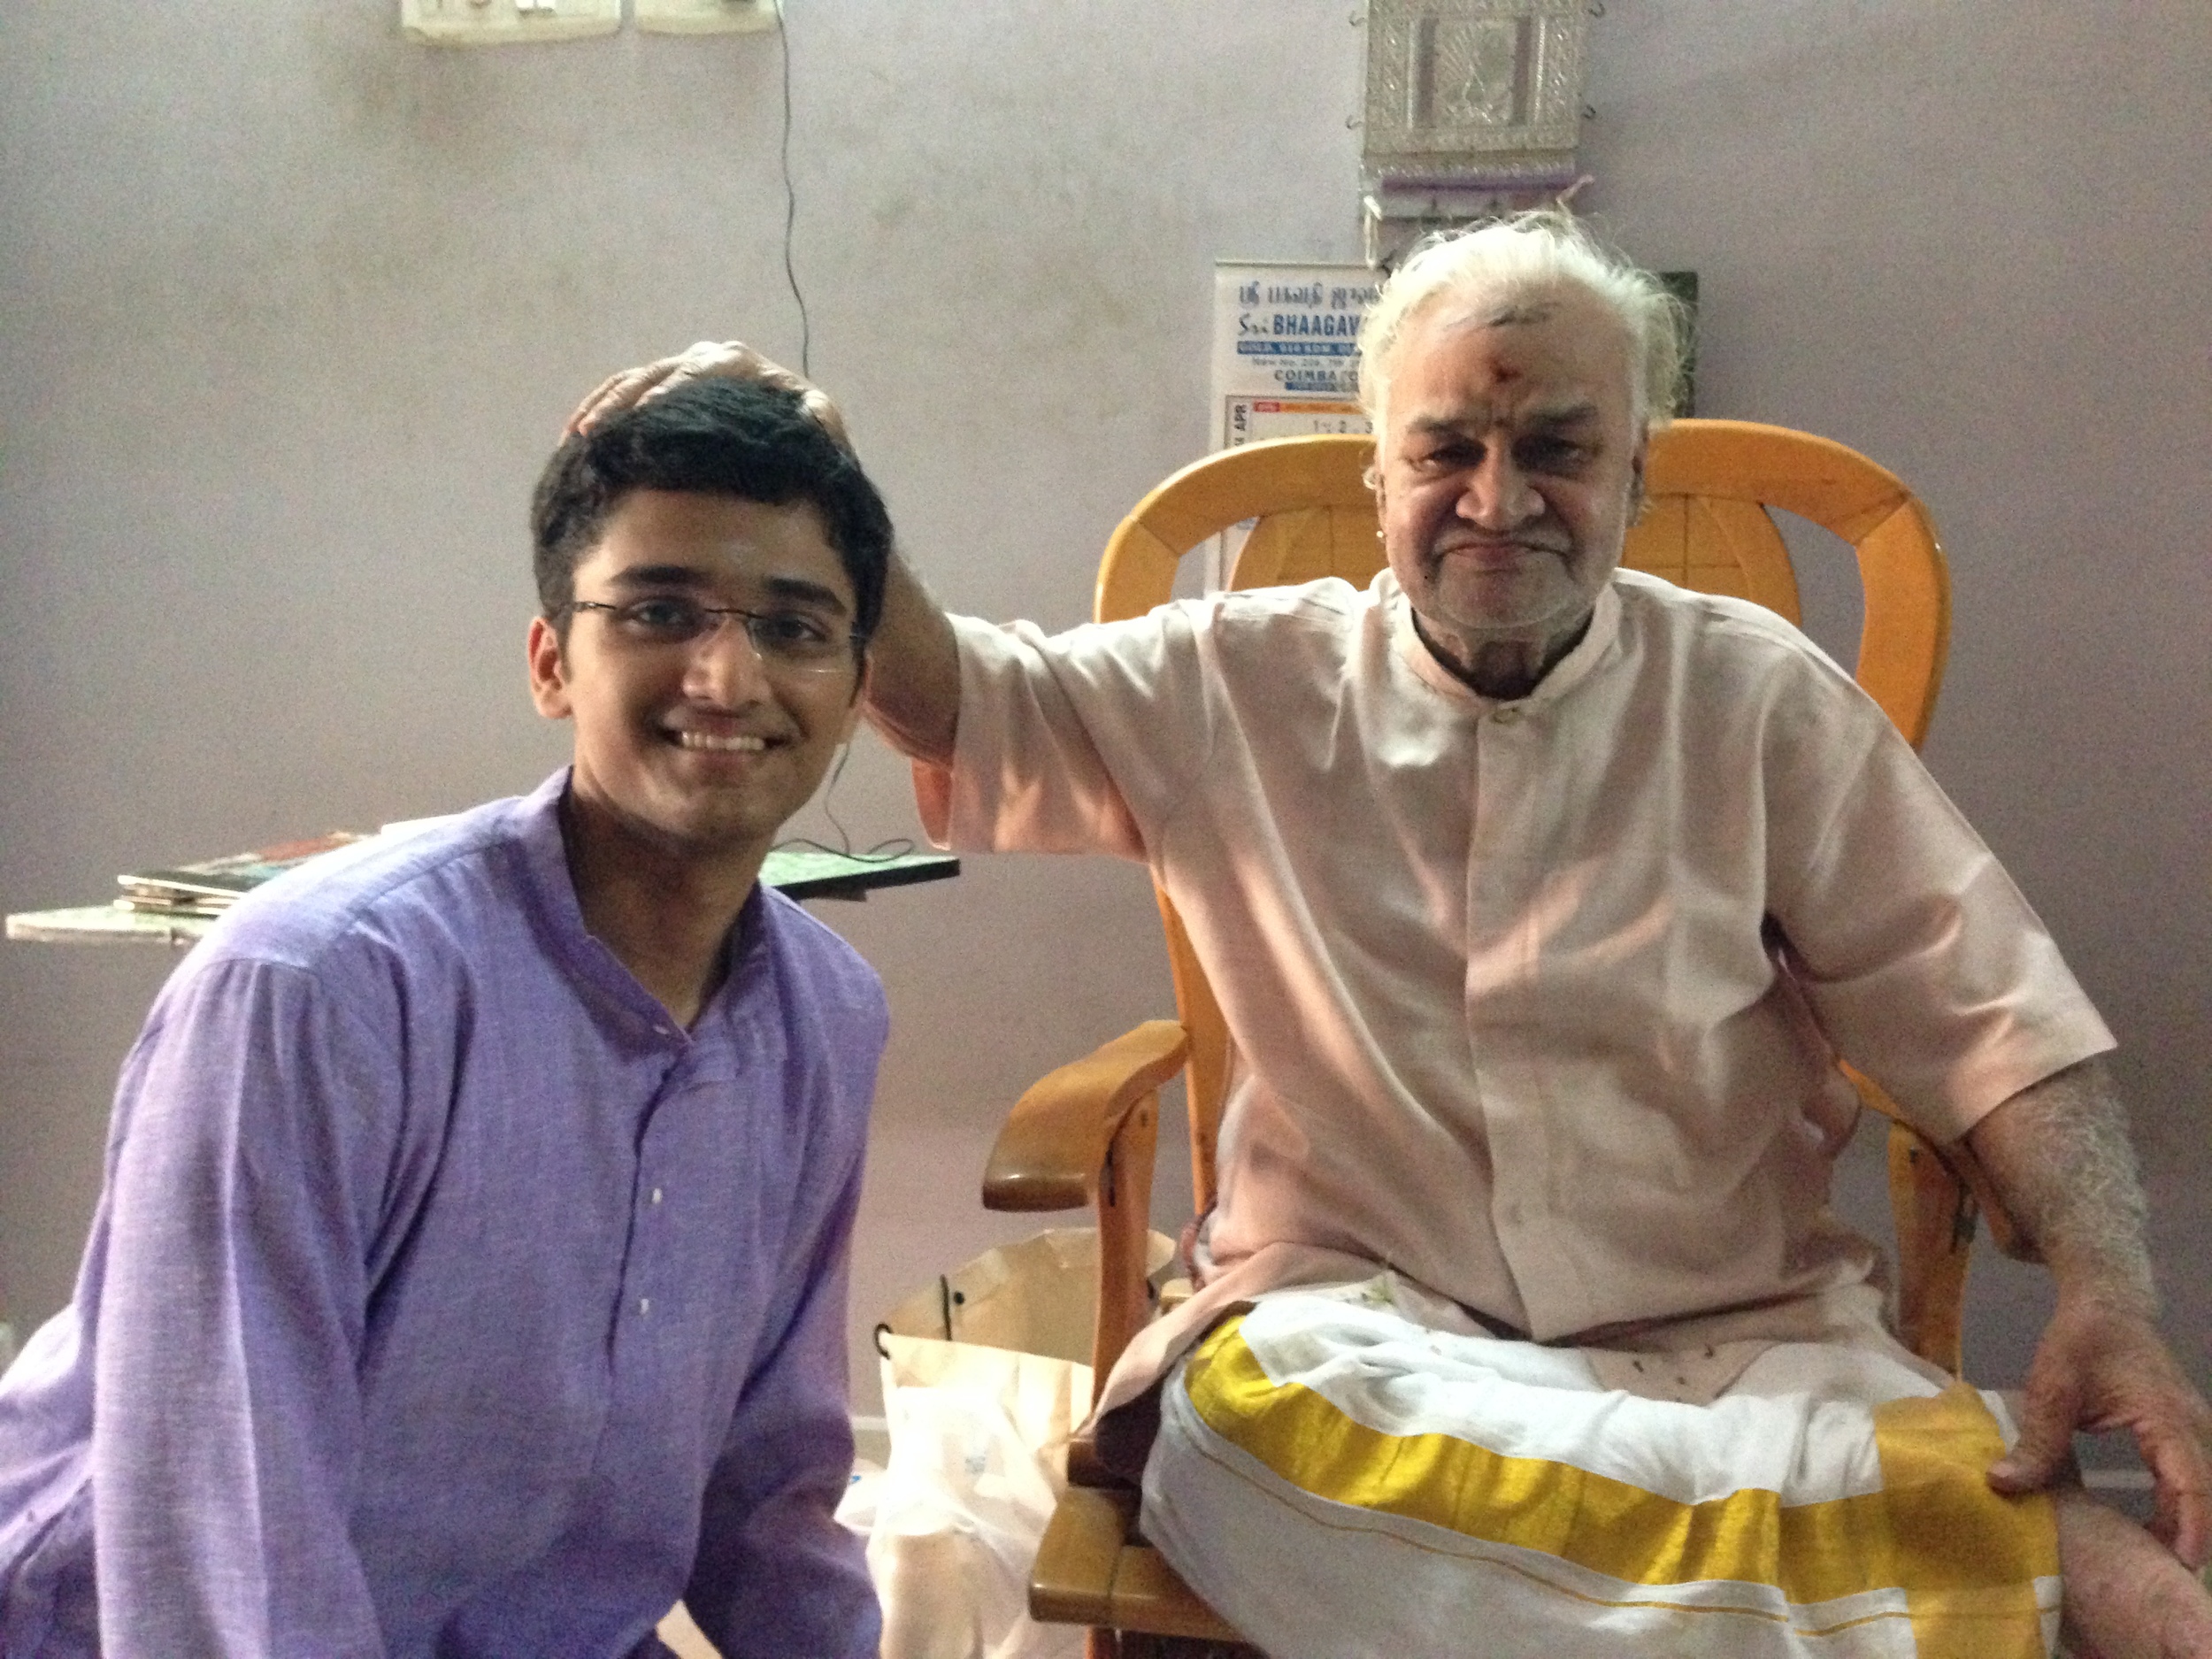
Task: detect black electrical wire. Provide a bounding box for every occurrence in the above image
[774,746,917,864]
[773,0,810,377]
[764,6,910,868]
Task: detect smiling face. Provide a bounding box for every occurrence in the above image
[1374,284,1647,681]
[526,488,864,873]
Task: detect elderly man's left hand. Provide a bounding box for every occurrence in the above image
[1966,1058,2212,1567]
[1988,1294,2212,1568]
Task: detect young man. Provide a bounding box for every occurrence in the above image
[0,380,892,1657]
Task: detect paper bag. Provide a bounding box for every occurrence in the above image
[865,1228,1173,1659]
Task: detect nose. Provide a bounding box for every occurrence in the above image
[681,614,773,705]
[1457,447,1540,530]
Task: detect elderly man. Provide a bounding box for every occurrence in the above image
[586,216,2211,1656]
[0,380,891,1657]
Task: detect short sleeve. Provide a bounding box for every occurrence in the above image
[915,611,1216,861]
[1764,672,2114,1141]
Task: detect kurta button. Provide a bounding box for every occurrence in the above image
[649,1187,664,1206]
[1493,707,1522,725]
[638,1297,653,1316]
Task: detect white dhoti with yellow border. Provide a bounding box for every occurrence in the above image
[1145,1284,2060,1659]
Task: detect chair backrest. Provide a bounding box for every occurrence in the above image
[1096,419,1952,1215]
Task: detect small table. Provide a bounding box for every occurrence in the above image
[6,847,959,947]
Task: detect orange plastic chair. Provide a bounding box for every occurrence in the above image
[982,420,2029,1655]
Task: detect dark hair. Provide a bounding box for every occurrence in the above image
[531,379,891,646]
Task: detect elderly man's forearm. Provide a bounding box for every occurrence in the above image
[1965,1057,2156,1313]
[862,552,962,765]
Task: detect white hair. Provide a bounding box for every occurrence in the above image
[1356,211,1687,436]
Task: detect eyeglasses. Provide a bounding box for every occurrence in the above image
[560,597,862,674]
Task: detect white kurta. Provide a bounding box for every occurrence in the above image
[917,569,2111,1409]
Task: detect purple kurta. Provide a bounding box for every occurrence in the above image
[0,771,886,1658]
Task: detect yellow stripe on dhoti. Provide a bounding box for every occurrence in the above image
[1141,1291,2058,1658]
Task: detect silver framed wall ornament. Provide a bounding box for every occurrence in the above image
[1360,0,1595,265]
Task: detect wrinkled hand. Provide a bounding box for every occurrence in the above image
[563,340,852,449]
[1988,1295,2212,1567]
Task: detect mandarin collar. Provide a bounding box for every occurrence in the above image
[1385,569,1624,713]
[514,766,769,1036]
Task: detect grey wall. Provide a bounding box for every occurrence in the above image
[4,2,2205,1450]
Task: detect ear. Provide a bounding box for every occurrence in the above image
[1628,431,1651,517]
[527,615,572,720]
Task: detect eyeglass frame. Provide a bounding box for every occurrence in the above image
[555,596,868,676]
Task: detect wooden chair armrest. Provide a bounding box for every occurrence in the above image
[983,1020,1191,1211]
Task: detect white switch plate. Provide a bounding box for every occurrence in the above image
[401,0,621,47]
[635,0,778,35]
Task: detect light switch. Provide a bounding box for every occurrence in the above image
[634,0,779,35]
[401,0,621,46]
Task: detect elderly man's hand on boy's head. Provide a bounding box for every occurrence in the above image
[565,340,852,451]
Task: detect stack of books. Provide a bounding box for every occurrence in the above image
[114,833,366,918]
